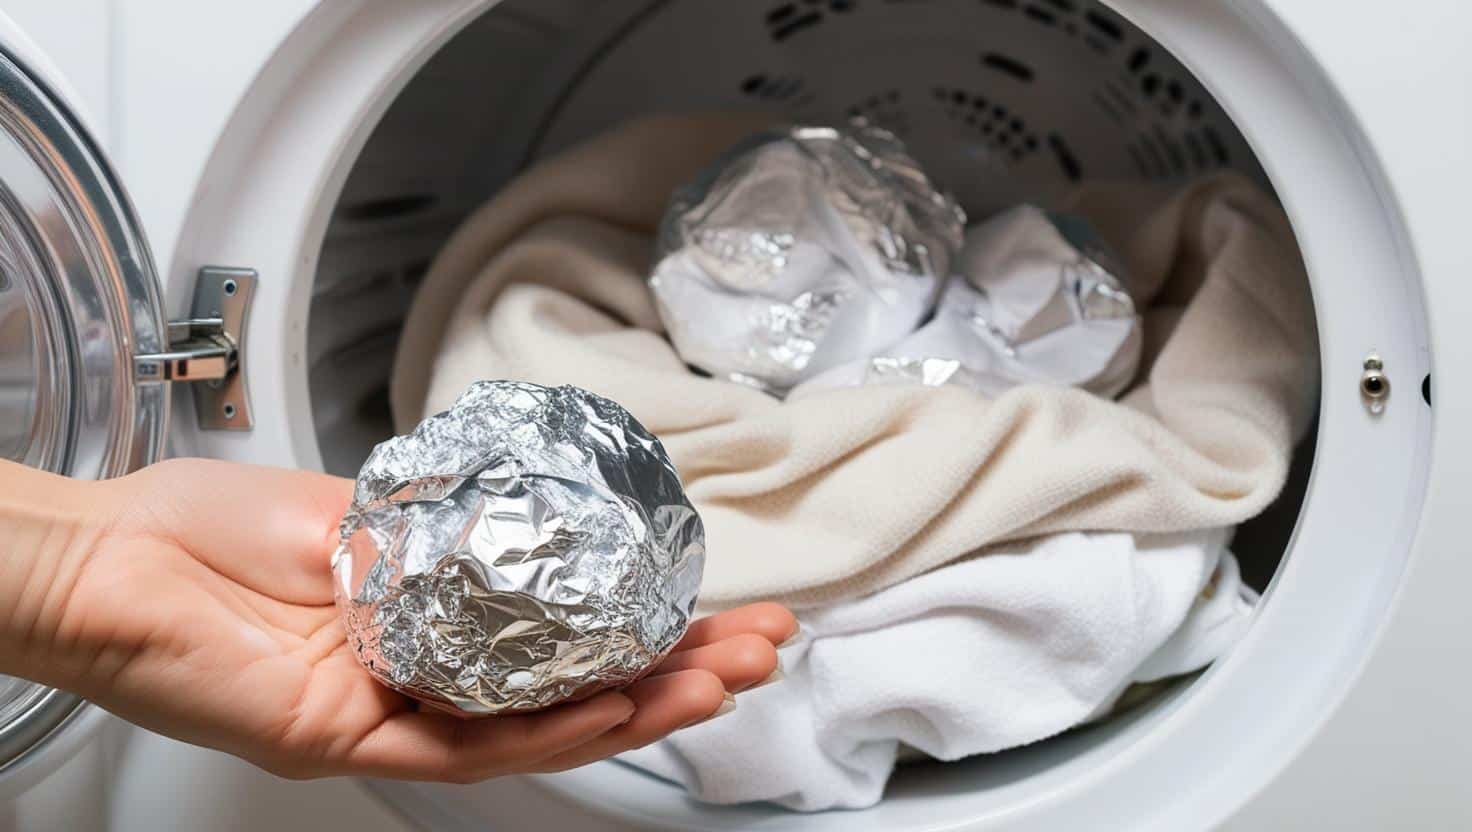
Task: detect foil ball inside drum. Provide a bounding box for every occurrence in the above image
[650,122,966,394]
[332,381,706,716]
[799,204,1141,399]
[933,204,1140,397]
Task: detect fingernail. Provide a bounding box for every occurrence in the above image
[685,693,737,728]
[743,667,785,692]
[777,622,804,649]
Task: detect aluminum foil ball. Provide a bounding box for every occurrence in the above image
[650,122,966,395]
[332,380,706,716]
[796,205,1141,399]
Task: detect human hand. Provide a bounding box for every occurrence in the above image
[1,458,793,782]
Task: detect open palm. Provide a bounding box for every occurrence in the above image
[49,459,790,782]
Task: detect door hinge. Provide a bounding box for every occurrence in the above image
[135,267,256,430]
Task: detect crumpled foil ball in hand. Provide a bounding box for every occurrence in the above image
[649,122,966,395]
[332,380,706,716]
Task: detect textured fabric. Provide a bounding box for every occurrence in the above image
[618,529,1254,811]
[393,116,1318,608]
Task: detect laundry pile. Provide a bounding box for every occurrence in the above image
[624,529,1255,810]
[390,114,1317,810]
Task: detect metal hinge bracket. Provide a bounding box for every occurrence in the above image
[135,267,256,430]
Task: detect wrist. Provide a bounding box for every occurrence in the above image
[0,461,114,686]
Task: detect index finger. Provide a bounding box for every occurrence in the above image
[672,602,798,652]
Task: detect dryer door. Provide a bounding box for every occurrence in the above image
[0,39,169,781]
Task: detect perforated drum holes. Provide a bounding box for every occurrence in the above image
[1135,136,1163,176]
[934,86,1042,164]
[981,52,1035,82]
[1048,134,1082,180]
[1152,125,1187,176]
[1184,132,1208,168]
[1104,81,1138,117]
[740,73,806,102]
[1084,10,1123,41]
[1201,126,1230,164]
[764,0,855,42]
[741,0,1252,191]
[1023,6,1058,27]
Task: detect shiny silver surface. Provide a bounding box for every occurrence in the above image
[189,268,255,429]
[0,45,167,770]
[1360,352,1389,414]
[333,381,705,716]
[650,122,965,394]
[0,676,46,728]
[136,267,257,429]
[805,205,1141,398]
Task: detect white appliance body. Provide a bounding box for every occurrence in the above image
[0,1,1466,830]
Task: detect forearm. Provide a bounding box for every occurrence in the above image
[0,460,111,684]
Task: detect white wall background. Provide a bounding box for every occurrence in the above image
[0,1,311,272]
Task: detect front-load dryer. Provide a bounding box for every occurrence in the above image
[0,1,1465,829]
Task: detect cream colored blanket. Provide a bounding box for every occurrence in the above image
[392,115,1318,609]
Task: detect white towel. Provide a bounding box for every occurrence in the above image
[619,529,1254,811]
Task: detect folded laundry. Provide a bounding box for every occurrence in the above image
[619,528,1252,811]
[393,116,1318,608]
